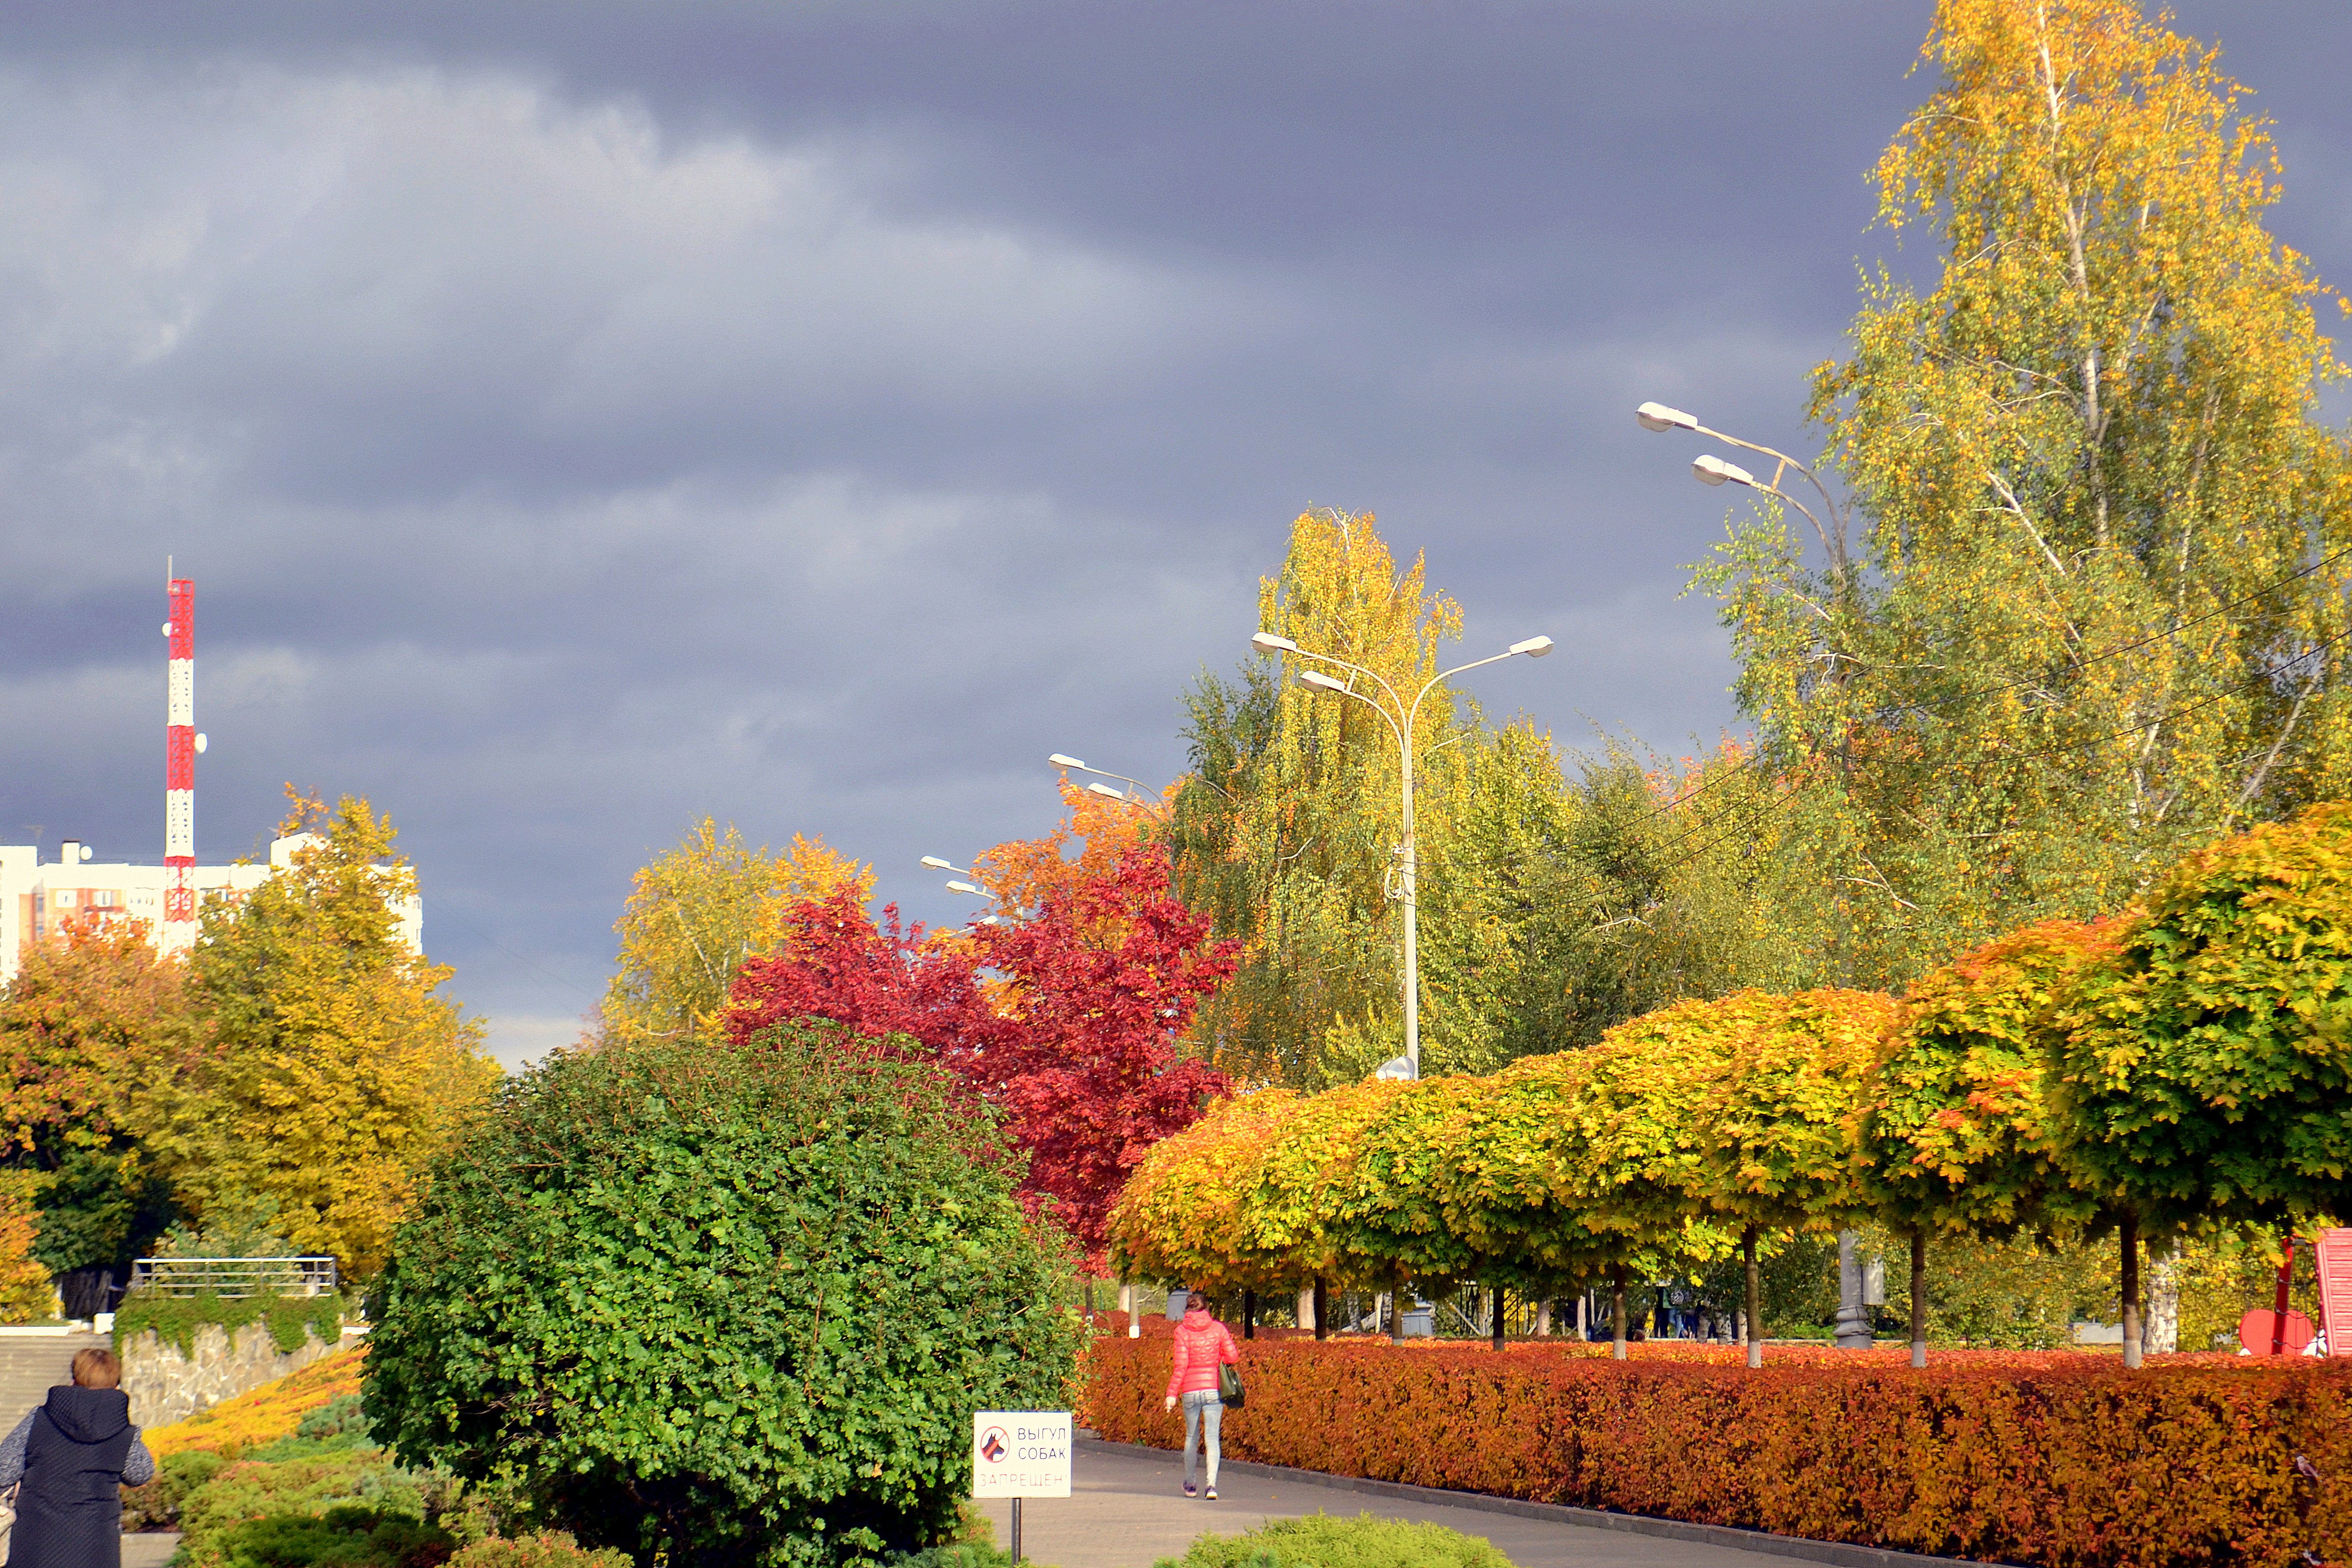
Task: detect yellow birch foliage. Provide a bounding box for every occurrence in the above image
[603,822,872,1046]
[154,794,498,1279]
[1702,0,2352,985]
[1170,510,1468,1087]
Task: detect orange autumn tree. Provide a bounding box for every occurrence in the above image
[0,921,192,1292]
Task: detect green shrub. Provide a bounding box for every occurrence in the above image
[886,1545,1016,1568]
[114,1289,345,1357]
[176,1455,429,1568]
[364,1023,1080,1568]
[121,1448,227,1530]
[209,1504,452,1567]
[448,1533,633,1567]
[1153,1513,1515,1568]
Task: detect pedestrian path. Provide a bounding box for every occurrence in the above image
[975,1437,1958,1568]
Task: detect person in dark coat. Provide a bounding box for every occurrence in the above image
[0,1346,155,1568]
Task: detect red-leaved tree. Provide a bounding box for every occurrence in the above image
[726,846,1235,1267]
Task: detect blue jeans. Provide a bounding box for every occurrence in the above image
[1181,1389,1222,1488]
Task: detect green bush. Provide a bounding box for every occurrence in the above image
[364,1022,1080,1568]
[1153,1513,1515,1568]
[114,1288,345,1357]
[121,1448,227,1531]
[448,1533,633,1567]
[209,1504,452,1567]
[176,1455,429,1568]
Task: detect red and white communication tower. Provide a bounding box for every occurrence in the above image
[163,574,198,953]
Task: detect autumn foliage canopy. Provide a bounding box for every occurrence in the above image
[726,845,1235,1265]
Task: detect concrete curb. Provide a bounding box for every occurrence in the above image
[1073,1435,1993,1568]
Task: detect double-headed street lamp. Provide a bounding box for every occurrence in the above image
[920,855,1004,922]
[1049,753,1157,806]
[1253,629,1554,1080]
[1637,398,1881,1356]
[1635,401,1851,583]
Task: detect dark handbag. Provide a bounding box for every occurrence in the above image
[1217,1361,1245,1409]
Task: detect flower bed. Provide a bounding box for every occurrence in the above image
[144,1344,368,1459]
[1081,1336,2352,1568]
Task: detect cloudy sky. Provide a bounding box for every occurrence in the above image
[5,2,2348,1066]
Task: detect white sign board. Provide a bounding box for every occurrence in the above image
[972,1411,1072,1499]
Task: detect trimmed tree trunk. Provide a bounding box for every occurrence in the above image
[1743,1228,1762,1369]
[1909,1230,1928,1370]
[1491,1285,1506,1351]
[2121,1212,2143,1370]
[1610,1265,1629,1361]
[1313,1278,1329,1342]
[1242,1289,1255,1340]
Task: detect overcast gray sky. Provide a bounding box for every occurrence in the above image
[5,2,2348,1066]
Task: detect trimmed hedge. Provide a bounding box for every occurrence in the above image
[1082,1337,2352,1568]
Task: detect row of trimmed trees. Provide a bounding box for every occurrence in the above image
[1110,803,2352,1368]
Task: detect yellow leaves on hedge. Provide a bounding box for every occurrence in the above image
[1575,989,1896,1239]
[1113,988,1905,1290]
[1109,1090,1297,1291]
[143,1344,366,1459]
[1861,917,2128,1236]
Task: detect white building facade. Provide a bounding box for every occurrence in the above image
[0,834,424,985]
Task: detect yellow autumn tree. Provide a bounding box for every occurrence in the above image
[1170,510,1475,1086]
[1699,0,2352,985]
[149,793,499,1279]
[602,821,873,1047]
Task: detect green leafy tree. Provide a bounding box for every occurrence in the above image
[365,1021,1077,1567]
[1856,917,2120,1363]
[152,793,498,1279]
[1700,0,2352,987]
[2056,800,2352,1365]
[1571,990,1893,1364]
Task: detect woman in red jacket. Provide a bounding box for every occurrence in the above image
[1161,1293,1240,1499]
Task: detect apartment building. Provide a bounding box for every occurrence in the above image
[0,834,425,984]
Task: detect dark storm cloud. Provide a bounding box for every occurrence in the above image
[3,2,2346,1063]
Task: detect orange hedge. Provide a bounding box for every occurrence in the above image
[1081,1337,2352,1567]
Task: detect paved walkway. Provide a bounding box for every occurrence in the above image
[122,1533,179,1567]
[976,1439,1902,1568]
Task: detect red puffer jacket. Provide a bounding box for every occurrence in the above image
[1165,1306,1239,1397]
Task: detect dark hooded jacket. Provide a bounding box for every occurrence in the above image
[6,1385,141,1568]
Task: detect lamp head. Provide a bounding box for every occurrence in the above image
[1693,454,1757,488]
[1508,635,1555,658]
[1251,631,1299,655]
[1048,753,1085,769]
[1297,670,1349,693]
[1086,782,1128,801]
[920,856,953,871]
[945,880,983,896]
[1636,401,1699,433]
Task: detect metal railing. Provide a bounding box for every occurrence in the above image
[128,1257,339,1298]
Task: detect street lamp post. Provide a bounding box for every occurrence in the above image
[1635,401,1852,585]
[1251,629,1553,1080]
[1636,400,1878,1348]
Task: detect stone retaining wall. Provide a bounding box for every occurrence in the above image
[121,1320,337,1428]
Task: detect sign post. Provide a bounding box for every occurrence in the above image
[973,1411,1071,1567]
[2316,1229,2352,1355]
